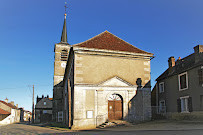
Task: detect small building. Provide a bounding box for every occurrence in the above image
[35,95,53,123]
[24,110,32,121]
[0,98,20,125]
[152,45,203,119]
[19,107,32,122]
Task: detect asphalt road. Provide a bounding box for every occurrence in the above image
[0,121,203,135]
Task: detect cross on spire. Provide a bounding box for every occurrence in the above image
[64,1,68,19]
[60,1,68,43]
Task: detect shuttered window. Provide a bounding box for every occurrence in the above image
[61,50,68,61]
[178,96,193,113]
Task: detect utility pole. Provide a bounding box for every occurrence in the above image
[32,84,34,124]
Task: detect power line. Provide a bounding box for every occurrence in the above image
[0,86,28,90]
[0,84,52,91]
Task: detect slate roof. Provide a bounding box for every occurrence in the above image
[0,100,18,109]
[60,14,68,43]
[156,53,203,81]
[74,31,153,55]
[0,108,10,115]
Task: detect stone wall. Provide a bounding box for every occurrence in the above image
[72,84,138,129]
[166,111,203,120]
[128,88,151,122]
[54,44,71,86]
[74,53,151,86]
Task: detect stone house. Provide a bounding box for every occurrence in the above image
[24,110,32,121]
[19,108,32,122]
[0,98,20,125]
[35,95,53,123]
[152,45,203,119]
[53,14,154,129]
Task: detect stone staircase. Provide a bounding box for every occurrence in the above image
[97,120,132,129]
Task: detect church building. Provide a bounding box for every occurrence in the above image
[53,13,154,129]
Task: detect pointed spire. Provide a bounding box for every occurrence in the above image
[60,1,68,43]
[60,13,68,43]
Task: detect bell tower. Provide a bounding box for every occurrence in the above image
[54,2,71,86]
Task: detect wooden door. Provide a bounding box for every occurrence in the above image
[108,101,115,120]
[115,100,122,120]
[108,94,123,120]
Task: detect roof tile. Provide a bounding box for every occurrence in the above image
[0,108,10,115]
[0,100,18,109]
[74,31,153,55]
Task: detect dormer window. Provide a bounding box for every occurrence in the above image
[44,101,46,105]
[61,50,68,61]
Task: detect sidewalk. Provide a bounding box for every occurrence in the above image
[95,120,203,131]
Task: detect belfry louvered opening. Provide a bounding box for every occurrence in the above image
[61,50,68,61]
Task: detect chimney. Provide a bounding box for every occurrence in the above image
[194,45,203,63]
[42,95,44,98]
[194,45,203,53]
[47,95,49,98]
[5,98,8,103]
[16,104,18,108]
[168,56,175,68]
[10,101,14,106]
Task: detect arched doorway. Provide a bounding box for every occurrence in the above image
[108,94,123,120]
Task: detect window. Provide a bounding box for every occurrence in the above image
[198,67,203,86]
[180,96,189,113]
[61,50,68,61]
[58,111,63,122]
[44,101,46,105]
[43,110,47,114]
[178,96,193,113]
[159,100,166,113]
[159,82,164,93]
[178,72,188,91]
[86,111,93,119]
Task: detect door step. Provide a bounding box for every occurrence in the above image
[97,120,132,129]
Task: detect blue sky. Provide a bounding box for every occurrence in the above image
[0,0,203,111]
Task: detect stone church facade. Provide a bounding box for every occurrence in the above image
[53,14,154,129]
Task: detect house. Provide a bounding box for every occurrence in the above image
[53,13,154,129]
[24,110,32,121]
[0,98,20,125]
[152,45,203,119]
[19,108,32,122]
[35,95,53,123]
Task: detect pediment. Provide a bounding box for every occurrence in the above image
[98,76,133,87]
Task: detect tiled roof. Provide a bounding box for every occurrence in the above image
[156,53,203,81]
[0,100,18,109]
[0,108,10,115]
[74,31,153,55]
